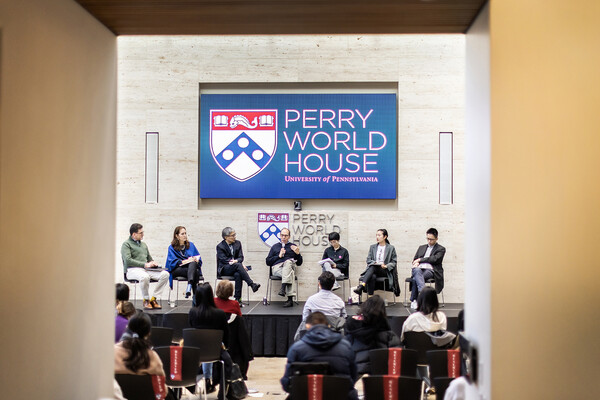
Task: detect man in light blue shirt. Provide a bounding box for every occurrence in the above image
[302,271,347,322]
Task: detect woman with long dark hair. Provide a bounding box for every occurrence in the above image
[188,283,233,399]
[400,286,447,342]
[354,228,398,300]
[166,226,202,298]
[114,312,167,393]
[344,295,400,375]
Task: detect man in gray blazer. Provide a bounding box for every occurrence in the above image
[410,228,446,309]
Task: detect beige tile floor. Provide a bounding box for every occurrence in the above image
[180,357,434,400]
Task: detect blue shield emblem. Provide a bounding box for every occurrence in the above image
[210,110,277,182]
[258,213,289,247]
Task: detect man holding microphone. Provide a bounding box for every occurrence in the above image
[266,228,303,307]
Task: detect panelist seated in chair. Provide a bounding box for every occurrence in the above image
[354,228,398,299]
[281,311,359,400]
[320,232,350,291]
[266,227,303,308]
[165,225,203,299]
[216,227,261,306]
[409,227,446,310]
[121,223,170,310]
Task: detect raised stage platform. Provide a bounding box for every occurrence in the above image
[137,299,464,356]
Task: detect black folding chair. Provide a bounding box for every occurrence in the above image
[362,375,423,400]
[150,326,174,348]
[115,374,164,400]
[266,265,299,305]
[369,348,418,377]
[161,313,189,344]
[168,275,204,307]
[404,277,445,307]
[182,328,226,400]
[290,375,351,400]
[154,346,202,400]
[426,349,461,399]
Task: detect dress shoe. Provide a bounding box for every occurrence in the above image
[251,283,261,293]
[185,290,191,298]
[278,285,287,297]
[150,299,162,309]
[204,378,216,394]
[143,300,153,309]
[282,298,294,307]
[353,285,364,295]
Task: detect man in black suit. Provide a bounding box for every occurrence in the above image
[216,227,261,305]
[410,228,446,309]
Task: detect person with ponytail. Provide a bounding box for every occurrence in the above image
[114,312,167,394]
[354,228,398,301]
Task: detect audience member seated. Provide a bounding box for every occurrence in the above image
[116,283,130,305]
[344,295,400,375]
[281,312,358,400]
[166,225,203,299]
[400,287,447,342]
[114,312,168,395]
[121,223,170,309]
[354,228,399,300]
[409,227,446,309]
[188,283,234,400]
[295,271,347,340]
[115,301,136,342]
[216,227,261,306]
[266,227,303,308]
[320,232,350,290]
[214,280,242,316]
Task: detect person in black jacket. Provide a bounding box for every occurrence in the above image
[216,227,261,305]
[344,295,400,375]
[281,312,358,400]
[188,283,232,399]
[266,227,303,307]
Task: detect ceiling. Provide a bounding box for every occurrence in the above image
[74,0,487,35]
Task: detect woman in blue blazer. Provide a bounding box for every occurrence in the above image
[166,226,202,298]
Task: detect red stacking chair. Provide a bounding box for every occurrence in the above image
[362,375,423,400]
[426,349,461,400]
[290,375,352,400]
[369,348,418,377]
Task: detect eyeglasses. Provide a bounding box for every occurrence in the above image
[426,237,436,241]
[228,233,237,237]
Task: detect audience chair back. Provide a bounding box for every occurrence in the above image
[154,346,202,398]
[362,375,422,400]
[290,375,352,400]
[403,331,441,365]
[182,328,226,400]
[115,374,165,400]
[369,348,418,377]
[149,326,174,348]
[426,349,461,400]
[161,313,189,343]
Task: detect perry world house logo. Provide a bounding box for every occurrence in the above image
[258,212,289,247]
[210,109,278,182]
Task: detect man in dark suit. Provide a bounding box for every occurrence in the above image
[410,227,446,309]
[216,227,261,305]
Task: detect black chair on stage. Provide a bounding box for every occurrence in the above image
[373,276,397,305]
[215,256,251,305]
[115,374,164,400]
[290,375,351,400]
[426,349,461,400]
[369,348,418,377]
[154,346,202,400]
[266,265,299,305]
[362,375,422,400]
[123,272,159,305]
[161,313,189,344]
[169,274,204,307]
[149,326,174,348]
[404,277,445,307]
[182,328,226,400]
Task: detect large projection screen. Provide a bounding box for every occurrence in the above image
[200,93,397,199]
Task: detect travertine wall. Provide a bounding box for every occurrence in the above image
[117,35,465,303]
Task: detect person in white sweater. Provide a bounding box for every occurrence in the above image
[401,286,447,342]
